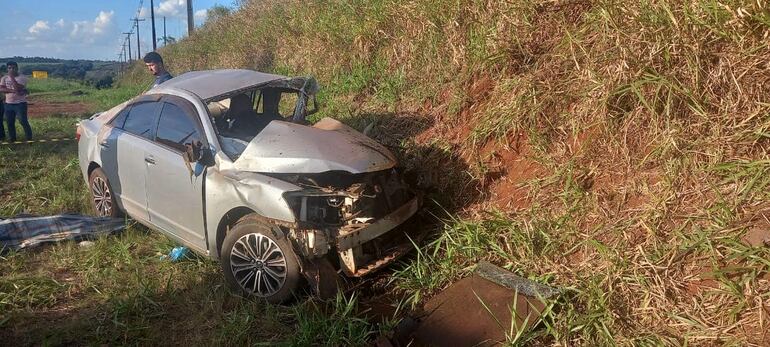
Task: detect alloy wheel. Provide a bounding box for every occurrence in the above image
[229,233,287,297]
[91,176,113,217]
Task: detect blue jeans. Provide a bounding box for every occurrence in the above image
[2,102,32,142]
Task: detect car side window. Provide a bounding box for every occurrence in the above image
[156,102,202,152]
[110,107,132,129]
[122,102,160,140]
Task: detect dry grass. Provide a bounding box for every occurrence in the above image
[113,0,770,344]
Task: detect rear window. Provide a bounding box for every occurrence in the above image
[277,92,298,118]
[109,107,131,129]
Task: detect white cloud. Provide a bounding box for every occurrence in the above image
[194,9,207,22]
[69,10,114,40]
[93,11,113,34]
[138,7,150,19]
[16,9,119,59]
[28,20,50,34]
[157,0,188,18]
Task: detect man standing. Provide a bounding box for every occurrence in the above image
[0,61,31,142]
[0,63,5,139]
[143,52,173,88]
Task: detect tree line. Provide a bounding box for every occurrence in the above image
[0,57,119,89]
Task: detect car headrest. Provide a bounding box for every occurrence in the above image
[229,94,254,116]
[207,102,226,118]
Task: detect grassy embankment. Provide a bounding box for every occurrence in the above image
[3,0,770,345]
[120,0,770,345]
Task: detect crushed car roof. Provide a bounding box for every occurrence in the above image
[151,69,287,101]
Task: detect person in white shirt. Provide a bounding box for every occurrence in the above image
[0,61,31,142]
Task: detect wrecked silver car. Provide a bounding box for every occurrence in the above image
[76,69,420,303]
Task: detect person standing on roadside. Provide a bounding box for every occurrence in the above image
[0,65,5,141]
[0,61,31,142]
[143,52,173,88]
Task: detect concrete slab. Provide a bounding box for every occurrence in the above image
[411,274,546,346]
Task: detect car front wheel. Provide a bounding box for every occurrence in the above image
[88,168,122,218]
[221,215,301,304]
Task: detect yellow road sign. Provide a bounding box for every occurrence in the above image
[32,71,48,79]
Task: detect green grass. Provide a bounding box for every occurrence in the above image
[26,77,144,113]
[0,117,87,216]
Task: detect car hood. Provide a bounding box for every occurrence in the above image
[230,117,397,174]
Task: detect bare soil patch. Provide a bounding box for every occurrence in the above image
[26,99,91,118]
[482,133,542,210]
[741,205,770,247]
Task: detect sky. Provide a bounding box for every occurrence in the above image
[0,0,228,61]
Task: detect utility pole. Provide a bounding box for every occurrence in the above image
[131,17,146,59]
[117,52,124,75]
[186,0,194,36]
[150,0,157,51]
[123,32,133,60]
[161,17,166,45]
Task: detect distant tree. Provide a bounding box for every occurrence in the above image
[94,75,113,89]
[159,36,177,45]
[0,57,118,81]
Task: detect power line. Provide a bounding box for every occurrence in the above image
[114,0,144,62]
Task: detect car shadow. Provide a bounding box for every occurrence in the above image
[346,112,494,214]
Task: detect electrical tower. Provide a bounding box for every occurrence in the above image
[131,17,146,59]
[123,32,132,60]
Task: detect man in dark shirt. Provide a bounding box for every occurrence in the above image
[143,52,173,88]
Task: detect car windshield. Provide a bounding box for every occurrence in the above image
[208,77,318,160]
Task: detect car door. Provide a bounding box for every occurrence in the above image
[100,98,162,221]
[145,96,207,251]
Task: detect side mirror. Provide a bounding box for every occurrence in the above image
[200,148,215,166]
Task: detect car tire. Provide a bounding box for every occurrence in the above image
[221,215,302,304]
[88,167,123,218]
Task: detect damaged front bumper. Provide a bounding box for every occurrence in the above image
[288,194,422,277]
[336,195,421,276]
[283,169,422,276]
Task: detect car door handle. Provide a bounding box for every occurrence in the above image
[144,156,156,164]
[99,141,110,148]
